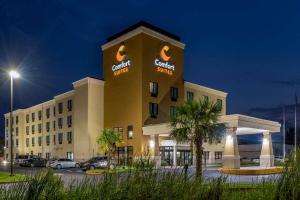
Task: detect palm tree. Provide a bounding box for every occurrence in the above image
[170,99,225,178]
[97,128,123,169]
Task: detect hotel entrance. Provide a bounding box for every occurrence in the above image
[160,146,174,166]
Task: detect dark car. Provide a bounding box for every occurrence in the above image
[20,158,47,167]
[80,156,115,170]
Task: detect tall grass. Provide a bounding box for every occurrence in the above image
[2,150,300,200]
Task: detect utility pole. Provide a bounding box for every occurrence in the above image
[295,94,297,158]
[283,106,286,159]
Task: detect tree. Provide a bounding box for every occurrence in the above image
[170,99,225,178]
[97,128,123,169]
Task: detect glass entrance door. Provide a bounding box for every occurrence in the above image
[160,146,174,166]
[177,150,192,166]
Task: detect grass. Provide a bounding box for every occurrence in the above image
[0,171,28,183]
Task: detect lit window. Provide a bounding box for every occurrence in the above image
[215,151,223,160]
[127,125,133,139]
[149,82,158,97]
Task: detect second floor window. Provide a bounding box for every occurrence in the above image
[187,91,194,101]
[67,100,72,111]
[38,124,42,133]
[31,125,35,134]
[149,82,158,97]
[58,118,63,129]
[170,106,176,118]
[16,139,19,147]
[53,135,56,145]
[149,103,158,118]
[67,132,72,144]
[58,103,63,114]
[58,133,63,144]
[26,138,29,147]
[26,126,29,135]
[170,87,178,101]
[38,136,42,146]
[46,135,50,146]
[67,116,72,128]
[32,137,35,147]
[46,122,50,132]
[16,127,19,136]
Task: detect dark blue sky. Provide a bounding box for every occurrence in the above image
[1,0,300,136]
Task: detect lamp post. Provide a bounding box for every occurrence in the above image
[8,70,20,176]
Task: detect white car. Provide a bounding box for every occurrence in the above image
[48,158,80,169]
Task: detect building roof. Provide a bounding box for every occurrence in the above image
[106,21,181,42]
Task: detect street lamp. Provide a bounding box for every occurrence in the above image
[8,70,20,176]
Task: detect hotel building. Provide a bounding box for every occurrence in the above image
[4,22,280,168]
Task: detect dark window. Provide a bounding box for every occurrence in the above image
[46,153,51,160]
[67,100,72,111]
[26,126,29,135]
[53,121,56,131]
[170,106,176,118]
[16,127,19,136]
[187,91,194,101]
[58,118,63,129]
[16,116,19,125]
[58,133,63,144]
[26,114,29,123]
[16,139,19,147]
[117,146,133,165]
[149,82,158,97]
[53,106,56,116]
[32,113,35,122]
[38,111,42,120]
[46,135,50,146]
[67,132,72,144]
[31,125,35,134]
[215,151,223,160]
[6,119,8,127]
[46,108,50,119]
[32,137,35,147]
[46,122,50,132]
[38,136,42,146]
[58,103,63,114]
[203,151,209,160]
[26,138,29,147]
[38,124,42,133]
[170,87,178,101]
[149,103,158,118]
[203,95,209,102]
[127,125,133,139]
[216,99,222,111]
[53,135,56,145]
[67,116,72,128]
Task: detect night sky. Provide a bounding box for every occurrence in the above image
[1,0,300,138]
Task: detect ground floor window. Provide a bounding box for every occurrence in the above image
[160,146,174,166]
[117,146,133,165]
[177,150,193,166]
[46,152,51,160]
[67,152,74,160]
[38,153,42,158]
[215,151,223,160]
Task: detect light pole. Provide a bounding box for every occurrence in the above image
[8,70,20,176]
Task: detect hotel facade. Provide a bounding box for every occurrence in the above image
[4,22,280,168]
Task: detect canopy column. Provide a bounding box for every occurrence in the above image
[260,131,274,167]
[223,127,240,169]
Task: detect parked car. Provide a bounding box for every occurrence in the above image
[80,156,116,170]
[20,157,47,167]
[252,158,260,163]
[15,155,38,165]
[48,159,80,169]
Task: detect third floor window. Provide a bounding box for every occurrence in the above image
[67,100,72,111]
[149,103,158,118]
[46,108,50,119]
[58,118,63,129]
[38,111,42,120]
[149,82,158,97]
[170,87,178,101]
[58,103,63,114]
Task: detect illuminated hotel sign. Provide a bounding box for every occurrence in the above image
[112,44,131,76]
[154,45,175,75]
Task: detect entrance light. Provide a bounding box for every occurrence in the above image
[149,140,155,148]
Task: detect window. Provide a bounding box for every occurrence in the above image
[26,126,29,135]
[67,100,72,111]
[127,125,133,139]
[31,125,35,134]
[187,91,194,101]
[67,152,73,160]
[38,136,42,146]
[215,151,223,160]
[16,139,19,147]
[67,132,72,144]
[32,112,35,122]
[170,106,176,118]
[58,103,63,114]
[203,95,209,102]
[203,151,209,160]
[46,135,50,146]
[46,108,50,119]
[53,106,56,116]
[46,153,51,160]
[170,87,178,101]
[149,82,158,97]
[16,127,19,136]
[53,135,56,145]
[58,133,63,144]
[32,137,35,147]
[38,124,42,133]
[58,118,63,129]
[26,138,29,147]
[26,114,29,123]
[216,99,222,111]
[149,103,158,118]
[38,153,42,158]
[113,127,123,139]
[67,116,72,128]
[53,121,56,131]
[6,118,8,127]
[16,116,19,125]
[38,111,42,120]
[46,122,50,132]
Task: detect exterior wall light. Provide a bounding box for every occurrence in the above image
[149,140,155,148]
